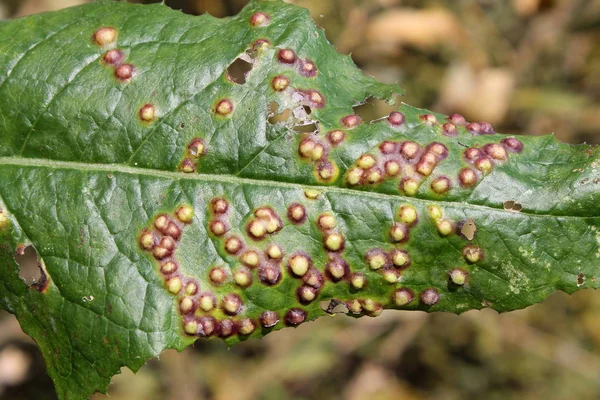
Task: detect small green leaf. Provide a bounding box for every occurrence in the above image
[0,1,598,399]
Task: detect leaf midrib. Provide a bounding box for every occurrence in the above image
[0,156,594,221]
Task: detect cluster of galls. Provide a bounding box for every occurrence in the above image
[459,138,523,188]
[347,134,449,197]
[94,27,136,84]
[94,27,157,125]
[208,198,285,288]
[180,138,206,173]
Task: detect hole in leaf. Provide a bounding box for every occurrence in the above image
[503,200,523,212]
[320,299,348,314]
[303,105,312,115]
[15,246,44,287]
[461,218,477,241]
[267,102,292,125]
[293,122,318,134]
[226,57,253,84]
[353,96,397,124]
[577,272,586,287]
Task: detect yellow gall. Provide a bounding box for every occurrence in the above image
[475,157,493,174]
[401,141,420,159]
[350,273,366,289]
[367,169,383,184]
[238,318,255,335]
[393,288,414,306]
[304,189,320,199]
[463,245,483,263]
[180,297,194,314]
[385,161,401,176]
[366,250,388,270]
[176,205,194,224]
[428,205,443,220]
[382,269,399,283]
[198,294,215,312]
[210,220,228,236]
[240,250,260,267]
[139,104,155,122]
[225,236,243,254]
[317,213,336,230]
[211,198,229,214]
[93,27,118,46]
[389,222,408,243]
[484,144,508,161]
[187,139,205,158]
[437,219,455,236]
[139,232,154,250]
[160,261,178,275]
[222,294,243,315]
[459,168,478,187]
[272,75,289,91]
[346,299,362,314]
[431,177,451,194]
[185,281,198,296]
[347,168,364,185]
[184,319,198,335]
[209,267,227,285]
[391,249,410,268]
[357,154,377,169]
[267,244,283,259]
[324,233,345,252]
[167,277,182,295]
[247,219,266,239]
[234,269,252,288]
[215,99,234,116]
[449,268,468,285]
[327,130,345,146]
[397,204,418,225]
[402,178,420,196]
[288,203,306,224]
[289,254,310,277]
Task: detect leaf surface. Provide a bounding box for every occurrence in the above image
[0,1,599,399]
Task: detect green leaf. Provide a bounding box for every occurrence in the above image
[0,1,598,399]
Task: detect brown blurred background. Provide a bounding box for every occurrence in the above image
[1,0,599,399]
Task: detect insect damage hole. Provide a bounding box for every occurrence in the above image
[226,57,253,84]
[461,218,477,241]
[15,246,47,290]
[352,96,398,124]
[320,299,349,315]
[293,122,318,134]
[267,102,292,125]
[503,200,523,212]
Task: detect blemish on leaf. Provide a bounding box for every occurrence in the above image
[400,141,421,160]
[179,158,197,173]
[240,250,260,268]
[218,319,235,337]
[350,272,366,289]
[211,198,229,215]
[266,244,283,260]
[397,204,418,226]
[297,286,318,303]
[389,222,409,243]
[259,264,281,285]
[289,253,311,277]
[139,104,155,122]
[366,249,389,270]
[442,123,457,137]
[431,176,451,194]
[326,257,347,281]
[326,130,346,146]
[391,249,410,268]
[175,205,194,224]
[483,144,508,161]
[210,220,229,236]
[419,114,437,125]
[448,113,467,125]
[324,233,345,252]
